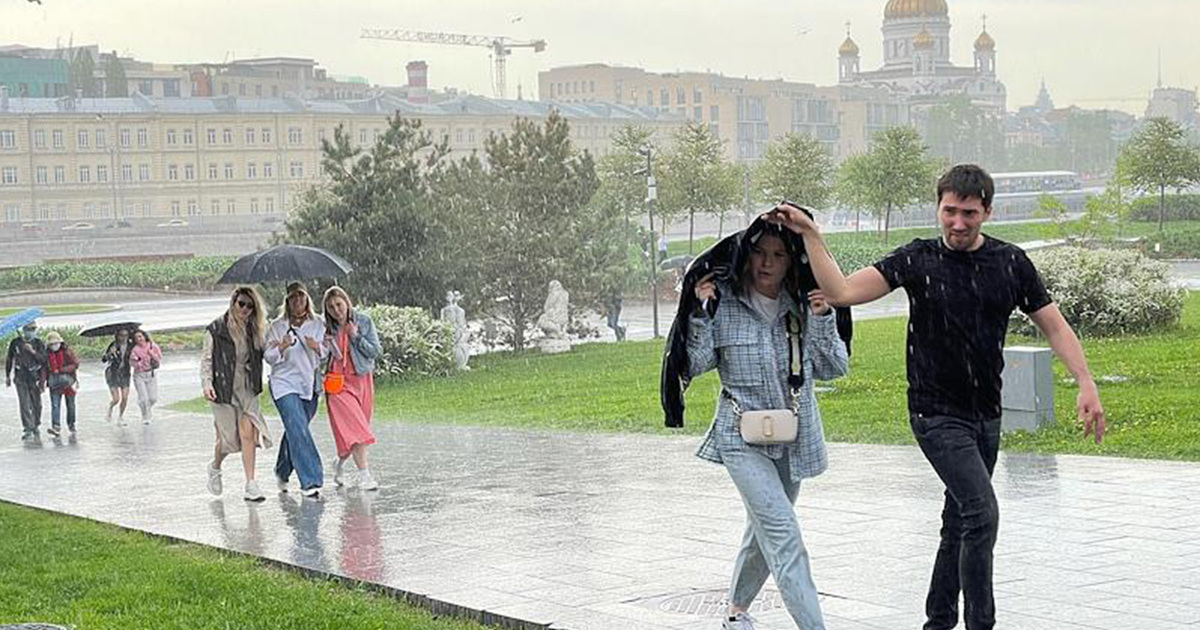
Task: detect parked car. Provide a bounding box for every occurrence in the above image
[105,220,134,229]
[20,223,44,234]
[61,221,95,231]
[156,218,189,228]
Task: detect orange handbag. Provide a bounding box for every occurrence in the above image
[323,338,347,394]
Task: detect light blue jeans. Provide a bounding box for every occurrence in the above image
[722,446,826,629]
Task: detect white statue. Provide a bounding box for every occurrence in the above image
[536,280,571,354]
[440,290,470,371]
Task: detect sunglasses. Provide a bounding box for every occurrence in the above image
[235,298,255,310]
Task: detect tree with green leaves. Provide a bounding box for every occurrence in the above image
[68,48,98,97]
[836,126,939,243]
[284,114,454,310]
[658,121,739,254]
[753,132,834,209]
[1117,117,1200,232]
[103,51,128,97]
[834,152,877,233]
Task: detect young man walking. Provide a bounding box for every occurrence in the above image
[766,164,1105,630]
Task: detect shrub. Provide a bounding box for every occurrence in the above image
[0,257,235,292]
[1129,194,1200,222]
[1140,226,1200,260]
[1011,247,1186,337]
[359,305,455,379]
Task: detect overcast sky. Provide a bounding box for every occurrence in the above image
[2,0,1197,115]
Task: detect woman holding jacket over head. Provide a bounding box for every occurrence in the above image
[321,286,382,491]
[684,217,848,630]
[101,329,132,425]
[129,329,163,425]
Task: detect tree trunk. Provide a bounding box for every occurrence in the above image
[855,209,860,233]
[512,313,525,353]
[688,209,696,255]
[884,203,892,244]
[1159,185,1166,233]
[717,209,724,239]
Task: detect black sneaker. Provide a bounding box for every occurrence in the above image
[47,426,60,437]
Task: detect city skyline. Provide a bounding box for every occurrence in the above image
[1,0,1197,115]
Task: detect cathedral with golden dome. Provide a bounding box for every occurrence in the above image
[839,0,1006,113]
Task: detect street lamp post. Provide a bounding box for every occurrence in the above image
[637,146,660,339]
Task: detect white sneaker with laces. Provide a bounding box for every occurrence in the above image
[243,479,265,502]
[721,611,755,630]
[206,463,223,496]
[358,469,379,491]
[334,457,347,486]
[301,486,320,498]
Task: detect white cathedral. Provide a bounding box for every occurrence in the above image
[839,0,1007,114]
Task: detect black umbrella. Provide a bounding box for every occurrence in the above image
[78,319,141,338]
[218,245,353,285]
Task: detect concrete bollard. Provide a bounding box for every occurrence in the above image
[1001,346,1054,432]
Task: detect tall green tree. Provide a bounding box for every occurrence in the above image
[836,127,939,243]
[1117,117,1200,232]
[103,51,128,97]
[834,152,878,233]
[592,125,656,329]
[659,121,738,254]
[68,48,98,97]
[753,133,834,209]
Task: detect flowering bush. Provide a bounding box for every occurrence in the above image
[359,304,455,378]
[1011,247,1186,337]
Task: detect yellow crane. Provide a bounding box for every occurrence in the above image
[360,28,546,100]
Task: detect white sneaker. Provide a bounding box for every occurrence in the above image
[206,463,223,496]
[301,486,320,498]
[334,458,347,486]
[275,476,289,493]
[722,612,755,630]
[243,479,265,502]
[357,469,379,492]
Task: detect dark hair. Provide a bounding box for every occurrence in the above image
[737,230,801,301]
[936,164,994,210]
[132,328,152,344]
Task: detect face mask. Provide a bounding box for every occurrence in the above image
[49,343,61,352]
[21,331,35,341]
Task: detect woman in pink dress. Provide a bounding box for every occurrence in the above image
[321,286,382,491]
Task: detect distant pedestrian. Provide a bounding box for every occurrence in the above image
[44,331,79,436]
[267,282,328,497]
[102,329,132,425]
[322,286,382,491]
[202,286,272,502]
[5,321,48,441]
[130,329,163,425]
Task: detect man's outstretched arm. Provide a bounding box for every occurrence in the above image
[1028,304,1105,444]
[766,206,892,307]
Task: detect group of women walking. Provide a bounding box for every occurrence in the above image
[201,282,381,502]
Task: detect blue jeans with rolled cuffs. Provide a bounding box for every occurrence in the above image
[722,446,826,629]
[273,393,323,490]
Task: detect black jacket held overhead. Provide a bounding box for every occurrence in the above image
[660,210,854,428]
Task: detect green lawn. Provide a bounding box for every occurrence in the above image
[0,303,117,317]
[170,293,1200,461]
[0,502,488,630]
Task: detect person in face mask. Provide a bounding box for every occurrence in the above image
[44,331,79,436]
[6,321,49,441]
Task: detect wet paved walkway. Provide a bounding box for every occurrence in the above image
[2,363,1199,629]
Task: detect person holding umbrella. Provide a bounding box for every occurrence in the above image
[6,321,48,441]
[45,331,79,436]
[102,329,133,425]
[322,286,381,491]
[130,329,163,425]
[202,286,273,502]
[266,282,328,497]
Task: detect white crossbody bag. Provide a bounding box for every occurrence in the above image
[727,312,804,445]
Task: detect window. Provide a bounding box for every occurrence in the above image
[52,130,64,148]
[455,129,463,144]
[183,128,193,145]
[166,129,177,145]
[0,130,15,148]
[167,165,178,181]
[226,199,236,214]
[262,161,274,178]
[224,163,234,179]
[122,164,132,181]
[139,80,153,95]
[122,203,133,218]
[119,128,130,147]
[289,161,303,178]
[56,203,67,219]
[139,164,150,181]
[288,127,302,144]
[359,129,368,144]
[38,204,49,220]
[210,199,220,215]
[77,166,90,183]
[99,202,110,218]
[1,166,17,184]
[647,92,654,107]
[250,198,259,214]
[317,128,327,143]
[184,164,195,180]
[255,84,262,97]
[137,128,148,147]
[711,105,720,121]
[141,202,151,217]
[265,197,274,213]
[163,79,180,97]
[246,163,257,179]
[77,130,89,148]
[261,127,272,143]
[245,128,255,144]
[34,130,45,148]
[694,106,702,120]
[3,204,18,222]
[171,201,180,216]
[35,166,47,184]
[677,87,686,105]
[222,128,232,144]
[221,83,229,95]
[97,165,108,182]
[207,128,217,144]
[208,163,218,179]
[187,199,197,215]
[661,89,669,106]
[694,89,703,104]
[238,83,246,97]
[54,166,64,183]
[271,85,278,97]
[83,202,95,218]
[95,129,106,147]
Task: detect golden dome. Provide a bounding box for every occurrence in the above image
[913,28,935,49]
[885,0,949,19]
[839,36,860,56]
[974,30,995,51]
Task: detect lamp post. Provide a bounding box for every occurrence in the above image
[636,146,660,338]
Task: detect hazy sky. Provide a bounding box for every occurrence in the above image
[3,0,1197,115]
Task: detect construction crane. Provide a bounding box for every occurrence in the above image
[360,28,546,100]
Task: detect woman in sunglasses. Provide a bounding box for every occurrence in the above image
[201,286,273,502]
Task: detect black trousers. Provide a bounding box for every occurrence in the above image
[16,380,43,434]
[910,414,1002,630]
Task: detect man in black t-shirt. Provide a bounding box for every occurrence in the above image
[765,164,1105,630]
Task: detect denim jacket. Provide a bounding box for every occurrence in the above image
[686,281,849,481]
[328,311,382,376]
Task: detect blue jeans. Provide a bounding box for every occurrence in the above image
[722,447,825,629]
[273,393,323,490]
[49,390,76,430]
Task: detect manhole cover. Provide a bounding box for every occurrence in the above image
[646,589,787,616]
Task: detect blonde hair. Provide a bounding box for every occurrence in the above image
[278,287,316,324]
[227,285,266,350]
[322,285,354,331]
